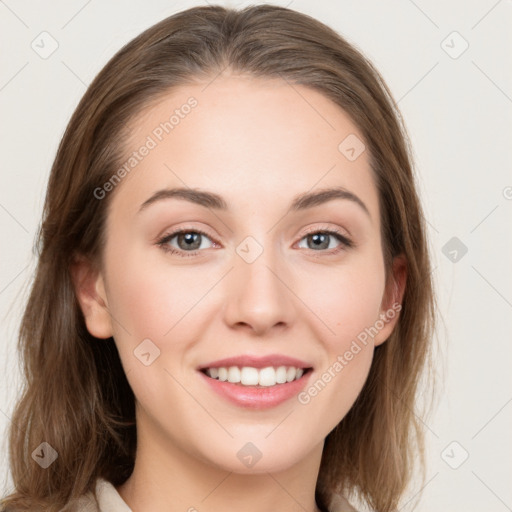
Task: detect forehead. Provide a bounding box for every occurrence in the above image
[109,74,379,224]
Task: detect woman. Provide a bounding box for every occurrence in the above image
[1,4,436,512]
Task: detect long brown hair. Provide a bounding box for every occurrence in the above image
[1,4,437,511]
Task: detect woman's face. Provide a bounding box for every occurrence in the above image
[77,74,405,474]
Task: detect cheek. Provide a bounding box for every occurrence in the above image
[296,272,380,424]
[104,255,216,404]
[297,252,386,348]
[294,252,384,410]
[104,244,214,341]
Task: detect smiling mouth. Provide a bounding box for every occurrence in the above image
[199,366,313,388]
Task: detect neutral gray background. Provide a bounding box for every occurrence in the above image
[1,1,511,510]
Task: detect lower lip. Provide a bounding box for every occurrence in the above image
[198,370,312,410]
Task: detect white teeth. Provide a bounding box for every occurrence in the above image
[275,366,287,384]
[240,367,259,385]
[258,367,276,387]
[227,366,241,383]
[204,365,307,386]
[217,367,228,381]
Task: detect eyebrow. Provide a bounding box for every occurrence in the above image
[138,186,371,219]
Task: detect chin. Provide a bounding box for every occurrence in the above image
[195,436,315,475]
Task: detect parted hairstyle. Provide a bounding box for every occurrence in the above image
[1,4,437,512]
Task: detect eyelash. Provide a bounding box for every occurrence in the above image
[156,225,354,258]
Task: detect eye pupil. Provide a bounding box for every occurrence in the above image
[309,233,329,250]
[178,232,201,250]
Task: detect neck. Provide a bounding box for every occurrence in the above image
[116,408,326,512]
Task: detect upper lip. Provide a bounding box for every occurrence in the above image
[197,354,313,370]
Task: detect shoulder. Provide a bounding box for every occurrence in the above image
[329,492,359,512]
[63,478,132,512]
[68,479,354,512]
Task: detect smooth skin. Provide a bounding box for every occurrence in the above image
[72,72,406,512]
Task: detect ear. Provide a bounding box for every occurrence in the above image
[70,255,113,339]
[373,254,407,347]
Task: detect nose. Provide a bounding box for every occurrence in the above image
[223,241,295,336]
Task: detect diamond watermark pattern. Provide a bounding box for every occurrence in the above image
[441,31,469,59]
[237,442,263,468]
[442,236,468,263]
[338,134,366,162]
[134,338,161,366]
[31,31,59,59]
[236,236,263,264]
[441,441,469,469]
[31,442,58,468]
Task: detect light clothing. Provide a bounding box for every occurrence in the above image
[71,477,358,511]
[67,479,131,512]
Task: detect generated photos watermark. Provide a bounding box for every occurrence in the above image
[298,301,402,404]
[93,96,198,200]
